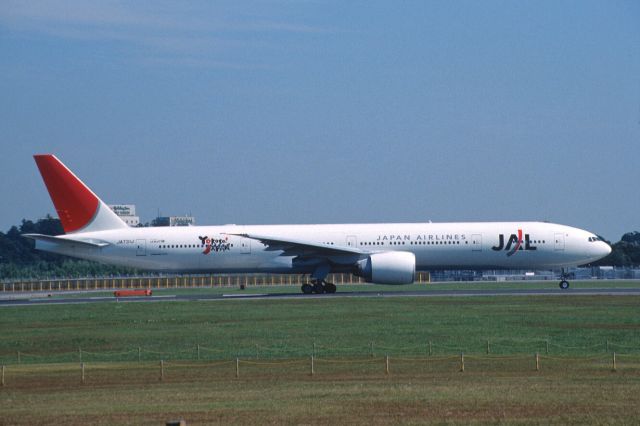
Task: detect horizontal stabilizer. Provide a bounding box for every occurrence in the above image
[23,233,110,248]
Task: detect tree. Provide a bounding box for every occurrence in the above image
[590,232,640,267]
[0,216,136,279]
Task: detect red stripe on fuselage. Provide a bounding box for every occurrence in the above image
[513,229,523,252]
[506,228,523,257]
[34,155,99,233]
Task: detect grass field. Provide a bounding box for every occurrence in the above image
[1,282,640,424]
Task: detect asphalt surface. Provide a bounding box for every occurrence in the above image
[2,286,640,307]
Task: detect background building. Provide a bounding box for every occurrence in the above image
[152,216,196,227]
[108,204,140,227]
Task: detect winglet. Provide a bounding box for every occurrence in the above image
[33,154,127,233]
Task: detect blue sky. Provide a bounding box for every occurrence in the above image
[1,1,639,241]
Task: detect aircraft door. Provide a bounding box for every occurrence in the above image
[136,239,146,256]
[554,233,565,251]
[346,235,357,247]
[471,234,482,251]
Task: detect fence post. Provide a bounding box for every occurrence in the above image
[460,352,465,372]
[429,341,432,357]
[138,347,141,362]
[160,360,164,381]
[197,344,201,361]
[385,355,390,375]
[535,353,539,372]
[370,341,374,357]
[235,358,240,379]
[612,352,616,372]
[1,365,4,386]
[81,362,85,384]
[17,351,20,364]
[486,340,490,355]
[311,355,315,376]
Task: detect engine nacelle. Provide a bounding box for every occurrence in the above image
[356,251,416,285]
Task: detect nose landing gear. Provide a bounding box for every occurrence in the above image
[559,269,570,290]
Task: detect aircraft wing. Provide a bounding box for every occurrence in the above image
[226,232,365,258]
[23,234,110,248]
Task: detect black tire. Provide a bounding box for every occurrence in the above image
[301,284,313,294]
[559,280,569,290]
[313,282,325,294]
[324,282,337,294]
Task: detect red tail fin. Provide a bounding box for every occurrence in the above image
[34,154,126,233]
[34,155,99,233]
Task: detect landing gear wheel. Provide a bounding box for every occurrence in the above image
[313,282,325,294]
[301,284,313,294]
[324,282,337,294]
[559,280,569,290]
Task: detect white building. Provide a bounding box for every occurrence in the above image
[108,204,140,227]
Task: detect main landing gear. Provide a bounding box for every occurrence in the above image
[301,280,337,295]
[301,264,337,294]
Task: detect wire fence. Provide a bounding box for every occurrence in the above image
[2,339,640,366]
[2,352,639,387]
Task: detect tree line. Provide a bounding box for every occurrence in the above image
[0,216,135,279]
[592,231,640,267]
[0,217,638,280]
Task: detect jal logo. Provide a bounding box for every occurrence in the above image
[198,235,231,255]
[491,229,537,256]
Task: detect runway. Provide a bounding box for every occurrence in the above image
[2,286,640,307]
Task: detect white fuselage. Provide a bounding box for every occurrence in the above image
[38,221,611,274]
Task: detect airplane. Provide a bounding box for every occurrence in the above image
[24,154,612,294]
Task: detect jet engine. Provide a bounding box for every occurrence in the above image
[356,251,416,285]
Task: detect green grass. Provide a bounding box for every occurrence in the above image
[1,291,640,362]
[2,290,640,424]
[1,357,640,424]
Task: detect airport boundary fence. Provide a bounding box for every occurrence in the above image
[2,352,640,388]
[0,272,431,292]
[2,338,640,366]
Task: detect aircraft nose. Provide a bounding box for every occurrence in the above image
[595,241,612,259]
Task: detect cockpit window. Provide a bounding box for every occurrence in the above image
[588,236,602,242]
